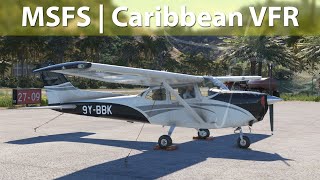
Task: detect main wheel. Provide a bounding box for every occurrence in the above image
[158,135,172,149]
[198,129,210,139]
[237,136,251,149]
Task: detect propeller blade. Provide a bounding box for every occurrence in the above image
[266,95,282,135]
[269,104,274,135]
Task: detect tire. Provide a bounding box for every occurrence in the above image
[237,136,251,149]
[198,129,210,139]
[158,135,172,149]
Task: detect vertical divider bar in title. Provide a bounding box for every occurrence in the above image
[99,4,104,34]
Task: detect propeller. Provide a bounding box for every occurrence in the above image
[267,95,282,135]
[267,63,279,135]
[269,104,274,135]
[268,63,274,135]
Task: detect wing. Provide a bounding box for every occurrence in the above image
[34,61,204,86]
[214,76,262,82]
[34,61,261,86]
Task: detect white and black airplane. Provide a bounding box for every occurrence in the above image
[33,61,282,149]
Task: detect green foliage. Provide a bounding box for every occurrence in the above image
[0,95,12,107]
[0,76,43,88]
[281,93,320,102]
[219,36,298,75]
[0,61,10,77]
[41,96,48,106]
[0,35,319,95]
[296,36,320,74]
[273,66,295,80]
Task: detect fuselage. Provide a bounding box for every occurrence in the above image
[58,89,268,129]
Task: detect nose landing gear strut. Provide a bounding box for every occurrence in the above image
[234,127,251,149]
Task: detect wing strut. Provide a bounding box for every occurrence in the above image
[162,82,205,124]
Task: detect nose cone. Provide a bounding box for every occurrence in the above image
[267,95,283,105]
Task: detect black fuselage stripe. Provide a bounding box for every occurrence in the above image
[54,102,149,123]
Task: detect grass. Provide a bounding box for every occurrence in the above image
[0,95,48,108]
[0,96,12,107]
[280,93,320,102]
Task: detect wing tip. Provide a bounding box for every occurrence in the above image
[33,61,91,73]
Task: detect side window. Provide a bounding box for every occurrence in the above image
[170,85,196,100]
[146,89,166,101]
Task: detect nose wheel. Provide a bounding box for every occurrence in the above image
[235,127,251,149]
[237,136,250,149]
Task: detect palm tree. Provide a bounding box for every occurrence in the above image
[296,36,320,74]
[219,36,297,76]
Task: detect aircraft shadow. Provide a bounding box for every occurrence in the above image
[7,132,290,179]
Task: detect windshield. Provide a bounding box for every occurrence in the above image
[138,89,148,96]
[199,77,229,97]
[203,77,229,90]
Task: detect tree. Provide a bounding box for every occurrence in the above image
[296,36,320,75]
[0,61,9,78]
[0,37,9,77]
[0,37,46,77]
[152,37,171,70]
[219,36,298,76]
[179,53,214,75]
[45,37,75,64]
[138,36,171,70]
[118,39,141,66]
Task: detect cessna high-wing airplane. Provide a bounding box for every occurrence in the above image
[33,61,282,149]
